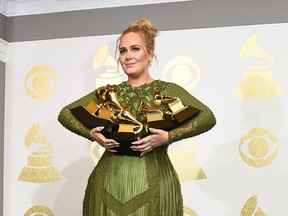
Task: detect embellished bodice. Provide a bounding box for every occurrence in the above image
[58,80,216,144]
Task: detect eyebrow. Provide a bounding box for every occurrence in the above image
[119,44,141,49]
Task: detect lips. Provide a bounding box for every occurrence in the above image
[125,63,135,68]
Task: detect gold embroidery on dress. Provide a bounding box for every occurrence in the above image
[169,120,198,144]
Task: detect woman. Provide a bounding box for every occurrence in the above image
[58,18,216,216]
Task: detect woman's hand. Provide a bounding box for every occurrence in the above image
[131,128,169,156]
[90,126,119,153]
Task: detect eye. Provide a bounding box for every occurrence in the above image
[239,128,279,167]
[119,49,126,55]
[132,47,140,52]
[24,205,54,216]
[25,64,58,100]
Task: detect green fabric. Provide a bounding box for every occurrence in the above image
[58,80,216,216]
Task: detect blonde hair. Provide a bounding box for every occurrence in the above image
[116,18,159,57]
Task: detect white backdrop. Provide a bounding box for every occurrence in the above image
[4,23,288,216]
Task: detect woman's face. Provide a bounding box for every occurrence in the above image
[119,32,152,78]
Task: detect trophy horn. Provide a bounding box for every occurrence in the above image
[240,34,273,64]
[115,106,143,134]
[241,195,266,216]
[139,101,163,115]
[96,86,123,112]
[93,44,117,70]
[25,123,53,155]
[154,91,177,108]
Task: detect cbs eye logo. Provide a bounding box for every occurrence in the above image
[163,56,200,92]
[24,205,54,216]
[25,64,58,100]
[239,128,279,167]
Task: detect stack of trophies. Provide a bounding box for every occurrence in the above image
[71,86,200,156]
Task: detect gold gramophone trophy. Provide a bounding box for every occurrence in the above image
[70,100,113,130]
[71,86,143,156]
[154,91,201,126]
[139,101,175,130]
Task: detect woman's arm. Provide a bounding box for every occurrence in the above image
[58,91,98,141]
[163,83,216,144]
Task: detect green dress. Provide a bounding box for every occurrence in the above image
[58,80,216,216]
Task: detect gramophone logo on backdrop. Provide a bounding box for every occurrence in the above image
[239,128,279,167]
[93,43,123,88]
[163,56,200,92]
[25,64,58,100]
[169,138,206,182]
[183,206,198,216]
[233,34,284,99]
[240,195,267,216]
[90,141,105,164]
[24,205,54,216]
[18,123,62,183]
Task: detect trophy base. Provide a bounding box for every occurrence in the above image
[109,132,141,157]
[172,106,200,124]
[70,106,112,129]
[147,119,175,131]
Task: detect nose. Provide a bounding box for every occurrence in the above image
[125,50,132,60]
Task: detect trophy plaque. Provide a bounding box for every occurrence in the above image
[109,124,139,156]
[70,102,112,129]
[167,98,201,124]
[153,91,201,127]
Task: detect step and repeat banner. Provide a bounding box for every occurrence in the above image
[4,23,288,215]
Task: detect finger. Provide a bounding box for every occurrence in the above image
[106,148,117,153]
[140,147,153,156]
[132,137,150,145]
[141,141,153,152]
[91,127,104,135]
[149,128,159,134]
[105,139,119,145]
[131,138,149,151]
[93,126,105,132]
[103,140,119,148]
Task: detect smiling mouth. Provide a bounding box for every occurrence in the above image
[125,63,134,67]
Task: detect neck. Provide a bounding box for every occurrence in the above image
[126,76,154,87]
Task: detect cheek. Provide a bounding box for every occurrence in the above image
[136,53,149,63]
[119,56,125,64]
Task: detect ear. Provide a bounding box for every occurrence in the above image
[148,51,154,61]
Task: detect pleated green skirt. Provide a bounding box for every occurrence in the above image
[83,146,183,216]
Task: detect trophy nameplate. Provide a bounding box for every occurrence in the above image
[146,113,175,130]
